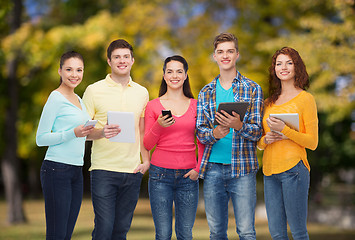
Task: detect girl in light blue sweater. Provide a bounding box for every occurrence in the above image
[36,51,94,240]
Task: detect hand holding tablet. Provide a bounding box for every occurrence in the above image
[214,102,249,125]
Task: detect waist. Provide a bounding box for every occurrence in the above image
[151,149,197,169]
[150,164,193,175]
[209,162,231,166]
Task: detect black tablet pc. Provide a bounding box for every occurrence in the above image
[214,102,249,125]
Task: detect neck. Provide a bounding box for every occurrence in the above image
[57,84,75,96]
[162,88,187,100]
[218,70,236,90]
[110,73,130,86]
[281,80,298,94]
[219,69,237,84]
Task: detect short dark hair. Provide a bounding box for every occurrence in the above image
[60,51,84,69]
[213,32,239,52]
[159,55,194,99]
[107,39,134,60]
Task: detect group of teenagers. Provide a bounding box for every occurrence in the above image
[36,32,318,240]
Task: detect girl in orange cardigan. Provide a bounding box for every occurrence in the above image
[258,47,318,240]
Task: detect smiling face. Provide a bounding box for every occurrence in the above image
[58,57,84,90]
[107,48,134,77]
[163,60,187,90]
[213,41,239,72]
[275,54,295,83]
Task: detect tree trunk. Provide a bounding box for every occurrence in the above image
[1,0,26,224]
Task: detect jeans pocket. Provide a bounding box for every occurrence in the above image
[42,160,71,172]
[285,161,303,176]
[149,171,164,181]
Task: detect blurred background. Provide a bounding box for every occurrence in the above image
[0,0,354,237]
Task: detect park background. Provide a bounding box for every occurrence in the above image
[0,0,355,239]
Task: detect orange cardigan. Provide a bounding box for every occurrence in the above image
[258,91,318,176]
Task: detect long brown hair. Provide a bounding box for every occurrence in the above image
[158,55,194,98]
[266,47,309,106]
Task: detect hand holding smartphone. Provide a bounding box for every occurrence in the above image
[84,120,98,128]
[162,110,173,119]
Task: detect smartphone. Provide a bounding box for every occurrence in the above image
[162,110,173,119]
[84,120,98,128]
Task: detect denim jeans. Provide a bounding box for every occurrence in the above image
[148,164,199,240]
[203,162,257,240]
[264,161,310,240]
[90,170,143,240]
[40,160,83,240]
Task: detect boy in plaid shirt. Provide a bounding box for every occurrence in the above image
[196,33,264,240]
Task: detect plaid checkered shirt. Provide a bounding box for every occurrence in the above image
[196,71,264,178]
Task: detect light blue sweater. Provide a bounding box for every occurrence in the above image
[36,91,90,166]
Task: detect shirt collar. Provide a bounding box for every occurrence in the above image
[105,74,133,87]
[208,70,242,90]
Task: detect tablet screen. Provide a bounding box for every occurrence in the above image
[214,102,249,125]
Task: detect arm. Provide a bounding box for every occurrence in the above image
[237,85,264,141]
[281,96,318,150]
[82,85,120,141]
[86,125,121,140]
[36,93,76,146]
[134,117,150,174]
[196,93,219,145]
[184,135,205,180]
[143,103,163,150]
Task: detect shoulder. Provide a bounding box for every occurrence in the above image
[298,91,316,106]
[47,91,63,103]
[147,98,160,108]
[199,80,216,97]
[130,81,149,95]
[300,90,315,100]
[240,75,262,90]
[84,79,107,94]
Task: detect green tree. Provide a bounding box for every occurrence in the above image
[1,0,27,224]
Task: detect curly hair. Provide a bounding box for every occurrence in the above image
[266,47,309,106]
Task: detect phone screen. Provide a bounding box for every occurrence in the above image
[162,110,172,118]
[84,120,98,127]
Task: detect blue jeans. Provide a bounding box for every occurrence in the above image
[148,164,199,240]
[40,160,83,240]
[203,162,257,240]
[90,170,143,240]
[264,161,310,240]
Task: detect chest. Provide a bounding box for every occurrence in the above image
[160,99,190,116]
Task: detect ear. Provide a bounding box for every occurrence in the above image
[58,68,61,76]
[107,58,111,67]
[131,57,135,65]
[213,52,217,62]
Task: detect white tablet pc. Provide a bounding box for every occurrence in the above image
[107,111,135,143]
[214,102,249,125]
[269,113,299,132]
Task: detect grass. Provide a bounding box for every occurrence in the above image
[0,198,355,240]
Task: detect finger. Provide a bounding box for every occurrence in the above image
[220,110,231,117]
